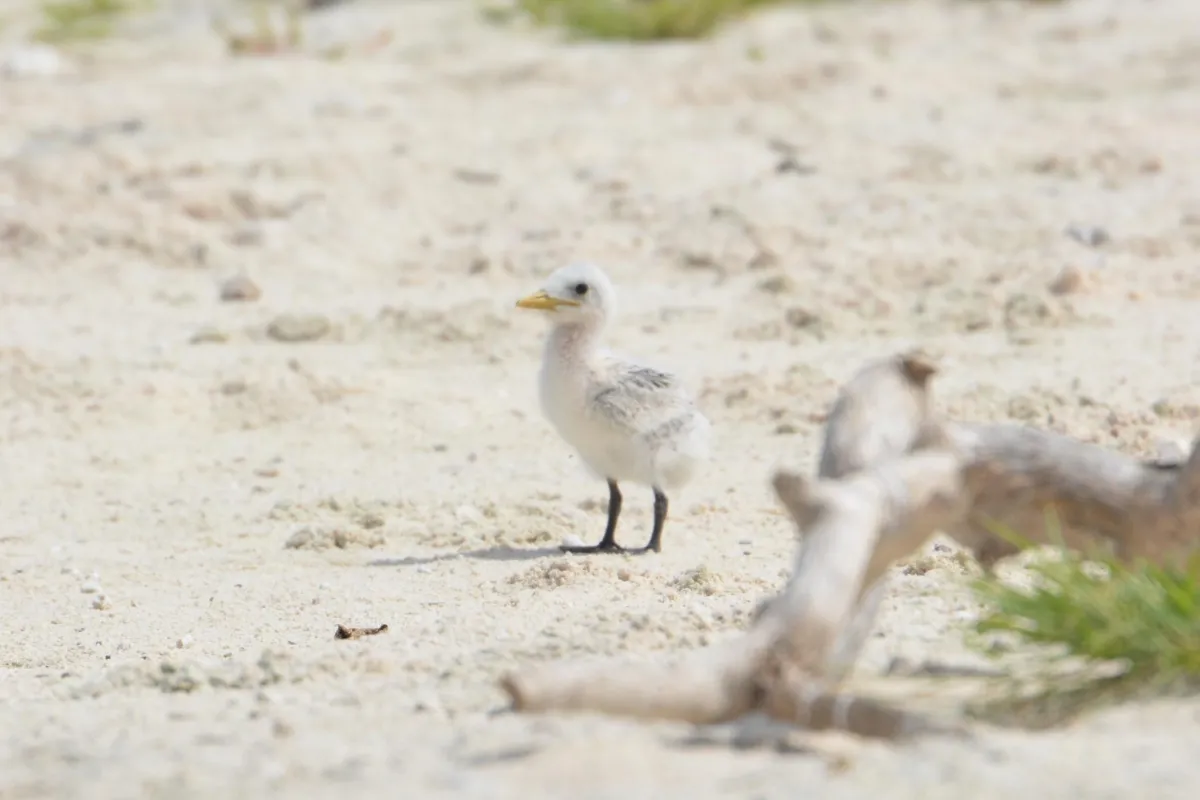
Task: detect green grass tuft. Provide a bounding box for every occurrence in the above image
[488,0,802,42]
[966,518,1200,728]
[483,0,1072,42]
[35,0,146,43]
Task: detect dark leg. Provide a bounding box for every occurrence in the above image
[560,479,625,554]
[635,488,668,554]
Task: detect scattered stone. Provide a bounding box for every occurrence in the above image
[951,307,989,332]
[756,274,793,295]
[767,138,815,176]
[454,505,484,525]
[902,555,936,575]
[671,565,722,596]
[356,513,386,529]
[71,650,297,697]
[1,45,69,78]
[1048,265,1086,295]
[284,524,386,551]
[1006,395,1042,422]
[1003,291,1066,334]
[560,534,586,550]
[509,560,584,589]
[91,594,111,611]
[219,275,262,302]
[453,168,500,185]
[267,313,331,343]
[776,156,816,176]
[1149,399,1198,420]
[1152,438,1188,467]
[1065,223,1110,248]
[189,243,210,266]
[784,307,821,330]
[190,326,229,345]
[228,227,263,247]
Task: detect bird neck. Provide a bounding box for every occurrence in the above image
[546,320,603,363]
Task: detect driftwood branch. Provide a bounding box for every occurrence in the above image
[943,421,1200,567]
[813,351,947,679]
[498,350,1200,738]
[500,448,966,738]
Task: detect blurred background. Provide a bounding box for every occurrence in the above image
[2,2,1199,795]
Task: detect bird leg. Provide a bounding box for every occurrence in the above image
[561,479,626,554]
[639,488,668,554]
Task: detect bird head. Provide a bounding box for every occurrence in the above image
[515,262,616,327]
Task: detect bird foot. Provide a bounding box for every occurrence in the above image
[559,541,627,555]
[559,542,660,556]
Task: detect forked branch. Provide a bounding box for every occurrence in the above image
[498,351,1200,739]
[499,449,967,738]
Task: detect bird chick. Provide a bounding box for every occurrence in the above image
[515,262,711,554]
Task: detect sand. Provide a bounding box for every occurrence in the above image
[2,0,1199,796]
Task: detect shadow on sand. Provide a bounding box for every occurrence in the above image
[367,545,567,567]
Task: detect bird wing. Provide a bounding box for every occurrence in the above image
[587,361,695,437]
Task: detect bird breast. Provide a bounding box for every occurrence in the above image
[538,356,592,442]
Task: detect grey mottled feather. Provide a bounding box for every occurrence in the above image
[588,363,695,437]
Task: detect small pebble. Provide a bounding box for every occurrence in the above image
[80,580,101,594]
[454,505,483,524]
[1,45,68,78]
[1048,265,1086,295]
[1154,438,1187,464]
[784,307,820,330]
[689,603,714,629]
[357,513,385,529]
[190,326,229,345]
[219,275,261,302]
[756,275,793,295]
[228,227,263,247]
[177,635,194,649]
[1065,223,1110,248]
[560,534,586,549]
[266,313,331,343]
[91,594,111,610]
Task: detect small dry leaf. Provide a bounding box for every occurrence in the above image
[335,624,389,640]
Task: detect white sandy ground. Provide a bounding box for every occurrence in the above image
[1,0,1199,796]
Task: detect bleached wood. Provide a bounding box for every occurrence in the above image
[499,454,966,738]
[942,421,1200,567]
[814,351,948,680]
[817,351,942,481]
[499,350,1200,741]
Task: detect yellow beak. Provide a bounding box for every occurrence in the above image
[515,290,580,311]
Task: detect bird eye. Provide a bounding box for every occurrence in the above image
[573,283,589,296]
